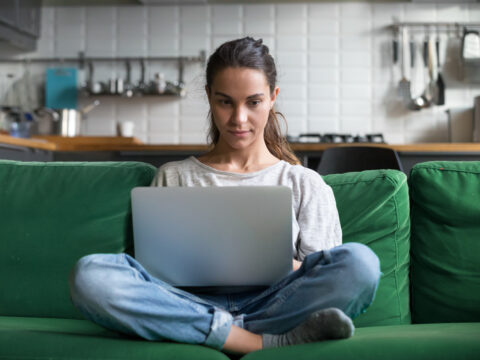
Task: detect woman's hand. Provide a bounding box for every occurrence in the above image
[292,259,303,272]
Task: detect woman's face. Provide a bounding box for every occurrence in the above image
[207,67,278,151]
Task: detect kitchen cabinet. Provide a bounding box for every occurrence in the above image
[0,142,52,161]
[0,0,41,51]
[0,1,17,28]
[17,0,41,38]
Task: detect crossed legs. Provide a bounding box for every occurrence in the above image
[69,243,380,354]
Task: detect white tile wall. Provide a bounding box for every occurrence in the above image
[244,5,274,35]
[117,7,147,57]
[308,117,339,133]
[276,4,307,36]
[212,5,242,35]
[0,2,479,144]
[309,20,338,37]
[85,7,116,57]
[309,3,338,20]
[33,8,55,58]
[148,6,179,56]
[55,7,85,58]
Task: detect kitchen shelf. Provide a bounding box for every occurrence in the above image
[0,51,206,96]
[79,92,184,98]
[0,51,207,66]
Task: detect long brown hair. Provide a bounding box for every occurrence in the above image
[205,37,301,165]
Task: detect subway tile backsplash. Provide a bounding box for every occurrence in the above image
[0,2,479,144]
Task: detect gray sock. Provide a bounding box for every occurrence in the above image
[262,308,354,348]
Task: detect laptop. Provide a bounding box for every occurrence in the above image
[131,186,293,290]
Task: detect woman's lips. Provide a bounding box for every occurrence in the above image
[230,130,250,137]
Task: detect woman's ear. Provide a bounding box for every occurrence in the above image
[205,85,211,101]
[270,86,279,108]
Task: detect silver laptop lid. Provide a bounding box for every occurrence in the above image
[131,186,293,287]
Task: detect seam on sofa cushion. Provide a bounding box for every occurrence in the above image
[0,357,125,360]
[388,175,403,323]
[0,357,177,360]
[374,174,408,324]
[412,166,480,175]
[328,172,409,324]
[0,161,156,183]
[323,173,395,188]
[0,160,155,170]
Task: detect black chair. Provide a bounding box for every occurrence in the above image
[316,146,404,175]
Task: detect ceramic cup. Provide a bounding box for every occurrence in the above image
[117,121,135,137]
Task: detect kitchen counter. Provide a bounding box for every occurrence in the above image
[2,134,480,153]
[1,134,480,175]
[0,134,146,151]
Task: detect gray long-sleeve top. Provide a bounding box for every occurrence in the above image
[150,156,342,260]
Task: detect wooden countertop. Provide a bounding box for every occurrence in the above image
[2,134,480,153]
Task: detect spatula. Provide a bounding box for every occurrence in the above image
[435,36,445,105]
[398,27,412,106]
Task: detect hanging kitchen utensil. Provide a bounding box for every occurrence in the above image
[392,35,400,87]
[410,37,416,70]
[136,58,148,95]
[123,60,134,97]
[462,27,480,60]
[398,27,412,106]
[87,61,103,95]
[411,36,431,110]
[421,38,432,108]
[428,36,438,106]
[435,36,445,105]
[408,36,422,111]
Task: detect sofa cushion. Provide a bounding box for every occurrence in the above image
[0,316,229,360]
[241,323,480,360]
[409,161,480,323]
[324,170,410,327]
[0,161,156,319]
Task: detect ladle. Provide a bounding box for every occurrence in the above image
[410,38,432,110]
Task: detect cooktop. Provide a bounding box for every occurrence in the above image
[286,133,386,144]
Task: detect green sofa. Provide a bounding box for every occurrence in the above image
[0,160,479,360]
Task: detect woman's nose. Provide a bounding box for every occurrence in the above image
[232,106,248,124]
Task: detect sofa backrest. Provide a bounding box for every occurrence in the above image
[409,161,480,323]
[0,161,156,319]
[324,170,411,327]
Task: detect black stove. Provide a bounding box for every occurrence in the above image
[286,133,386,144]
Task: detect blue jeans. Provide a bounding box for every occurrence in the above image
[69,242,380,351]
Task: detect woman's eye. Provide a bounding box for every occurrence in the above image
[219,100,231,105]
[249,100,261,106]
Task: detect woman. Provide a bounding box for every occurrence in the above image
[69,37,380,355]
